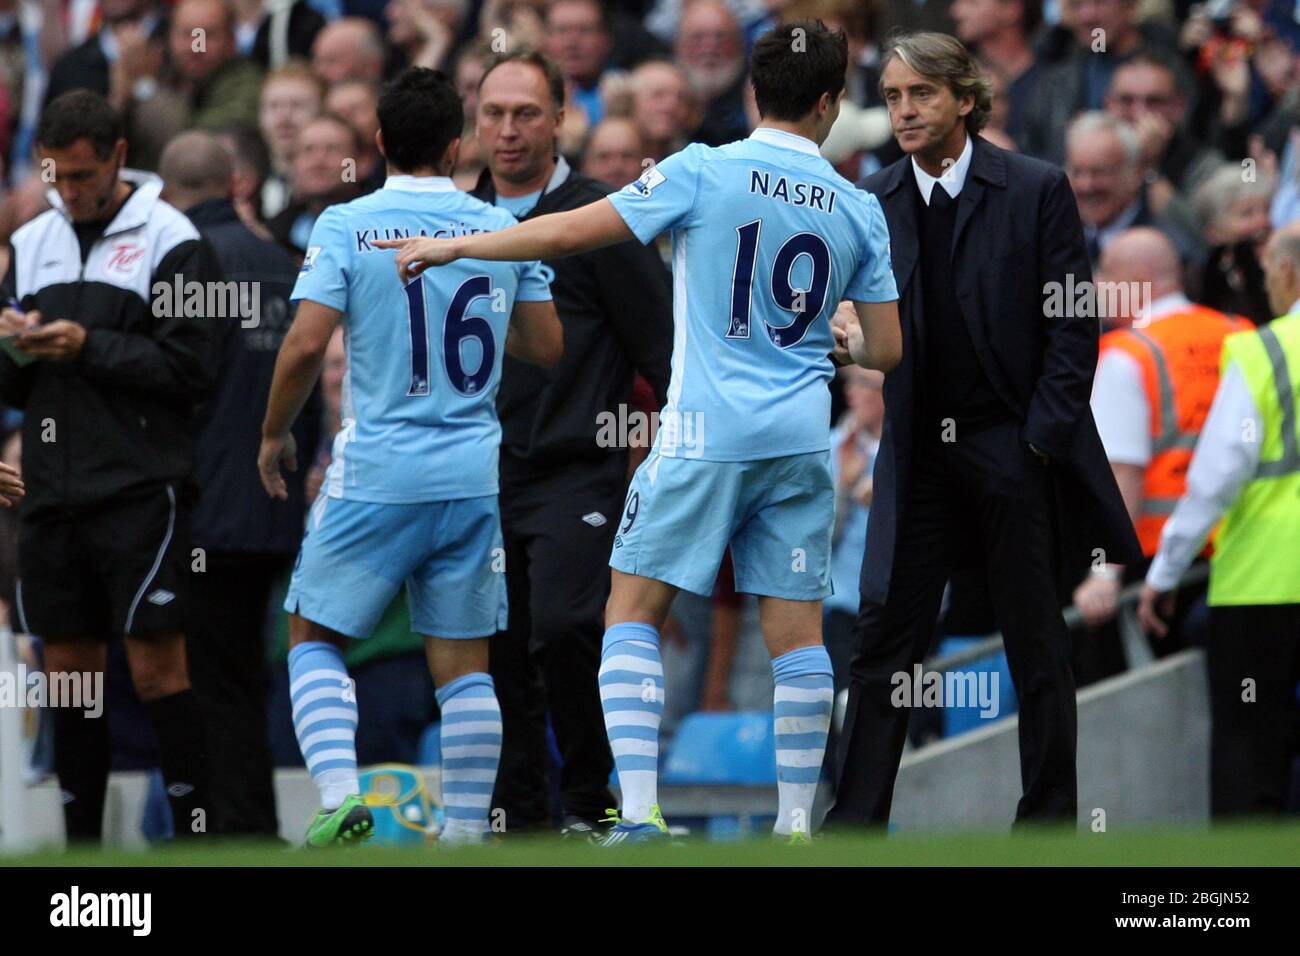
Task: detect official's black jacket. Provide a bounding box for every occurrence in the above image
[186,197,320,555]
[0,171,223,518]
[471,160,673,479]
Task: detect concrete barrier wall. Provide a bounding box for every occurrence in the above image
[890,649,1210,831]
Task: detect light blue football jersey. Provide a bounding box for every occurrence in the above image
[291,175,552,503]
[607,127,897,461]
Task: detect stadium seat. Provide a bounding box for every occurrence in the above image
[934,638,1018,738]
[661,712,776,786]
[415,722,440,767]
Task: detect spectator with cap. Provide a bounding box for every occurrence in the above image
[820,98,891,181]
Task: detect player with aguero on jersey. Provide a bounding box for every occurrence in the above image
[376,22,901,844]
[258,67,562,847]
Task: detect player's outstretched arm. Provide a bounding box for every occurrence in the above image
[259,299,343,499]
[506,299,563,368]
[848,299,902,372]
[373,198,635,282]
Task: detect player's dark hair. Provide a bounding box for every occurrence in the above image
[377,66,464,174]
[750,20,849,122]
[479,47,566,112]
[38,89,123,159]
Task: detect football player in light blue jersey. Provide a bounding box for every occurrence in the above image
[376,23,901,843]
[258,68,562,847]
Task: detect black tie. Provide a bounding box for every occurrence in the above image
[930,183,955,210]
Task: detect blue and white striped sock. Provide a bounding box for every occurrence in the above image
[289,641,359,812]
[599,622,664,824]
[436,672,502,843]
[771,645,834,837]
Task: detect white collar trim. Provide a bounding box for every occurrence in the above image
[912,133,973,204]
[384,174,457,192]
[749,126,821,158]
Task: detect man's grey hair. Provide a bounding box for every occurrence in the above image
[1066,111,1141,170]
[1192,163,1274,230]
[880,31,992,134]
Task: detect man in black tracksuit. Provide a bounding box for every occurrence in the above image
[159,130,321,838]
[0,91,223,841]
[472,50,672,834]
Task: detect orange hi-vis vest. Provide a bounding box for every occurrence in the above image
[1099,305,1252,557]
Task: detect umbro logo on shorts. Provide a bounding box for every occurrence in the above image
[146,589,175,606]
[582,512,607,527]
[166,782,194,798]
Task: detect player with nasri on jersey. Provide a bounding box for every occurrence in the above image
[376,21,901,844]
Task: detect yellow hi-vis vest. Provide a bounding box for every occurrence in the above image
[1208,313,1300,606]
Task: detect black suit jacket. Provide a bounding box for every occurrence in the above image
[857,134,1142,606]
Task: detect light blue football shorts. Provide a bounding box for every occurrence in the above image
[285,493,507,639]
[609,450,834,600]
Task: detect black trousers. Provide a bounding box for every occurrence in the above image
[489,456,622,829]
[829,418,1078,826]
[186,551,289,837]
[1207,603,1300,817]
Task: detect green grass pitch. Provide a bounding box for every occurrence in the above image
[7,822,1298,866]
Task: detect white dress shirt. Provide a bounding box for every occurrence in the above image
[1143,300,1292,591]
[1091,292,1194,467]
[912,132,973,204]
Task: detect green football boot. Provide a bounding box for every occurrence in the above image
[304,794,375,848]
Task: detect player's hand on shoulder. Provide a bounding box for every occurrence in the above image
[372,236,460,283]
[258,432,298,501]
